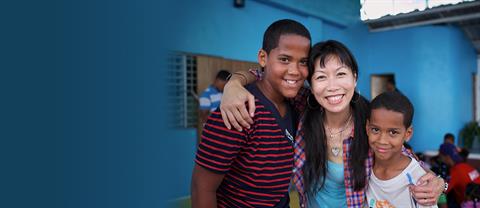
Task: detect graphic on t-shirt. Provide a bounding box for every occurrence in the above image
[468,169,479,181]
[369,199,396,208]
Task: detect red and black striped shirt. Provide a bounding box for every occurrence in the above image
[195,84,297,208]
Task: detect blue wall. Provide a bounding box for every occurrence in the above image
[356,25,477,151]
[174,0,316,62]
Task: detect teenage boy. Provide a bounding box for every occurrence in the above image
[191,19,311,208]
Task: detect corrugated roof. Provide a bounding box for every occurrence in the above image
[364,0,480,54]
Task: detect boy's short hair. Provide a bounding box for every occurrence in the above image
[215,70,231,81]
[370,91,414,128]
[444,133,455,141]
[262,19,311,54]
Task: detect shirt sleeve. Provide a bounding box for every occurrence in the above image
[289,87,309,116]
[402,146,424,168]
[248,68,263,81]
[446,166,459,193]
[195,108,247,173]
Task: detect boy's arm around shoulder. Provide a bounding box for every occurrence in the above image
[220,68,260,131]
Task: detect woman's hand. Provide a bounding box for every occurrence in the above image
[410,172,444,206]
[220,80,255,131]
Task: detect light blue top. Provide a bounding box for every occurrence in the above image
[199,85,222,112]
[308,160,347,208]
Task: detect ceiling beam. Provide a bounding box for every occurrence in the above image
[369,13,480,32]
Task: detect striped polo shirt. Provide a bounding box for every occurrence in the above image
[195,83,297,208]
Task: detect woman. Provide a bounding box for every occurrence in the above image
[220,40,444,207]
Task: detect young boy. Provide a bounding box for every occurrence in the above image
[366,91,437,208]
[191,19,311,208]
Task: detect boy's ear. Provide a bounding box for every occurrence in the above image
[404,126,413,142]
[258,49,267,67]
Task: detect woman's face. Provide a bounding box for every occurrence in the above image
[310,55,356,114]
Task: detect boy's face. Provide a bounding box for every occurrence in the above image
[445,137,454,144]
[214,79,227,92]
[258,34,310,98]
[366,108,413,162]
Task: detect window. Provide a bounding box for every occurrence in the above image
[167,53,198,128]
[166,52,259,130]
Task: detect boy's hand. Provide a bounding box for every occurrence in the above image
[409,172,444,206]
[220,80,255,131]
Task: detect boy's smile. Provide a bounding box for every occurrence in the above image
[258,34,310,101]
[367,108,413,162]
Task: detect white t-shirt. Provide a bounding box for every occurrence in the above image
[366,158,438,208]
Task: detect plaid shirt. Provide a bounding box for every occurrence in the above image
[293,118,374,208]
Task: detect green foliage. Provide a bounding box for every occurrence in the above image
[460,121,480,148]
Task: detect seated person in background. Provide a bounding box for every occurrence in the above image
[198,70,230,125]
[442,133,461,152]
[386,77,403,95]
[446,148,480,206]
[431,133,461,181]
[461,182,480,208]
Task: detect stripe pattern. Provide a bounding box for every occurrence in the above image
[195,100,294,208]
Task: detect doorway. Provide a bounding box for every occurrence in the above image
[370,74,395,100]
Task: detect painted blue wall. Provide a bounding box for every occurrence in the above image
[173,0,318,62]
[356,25,477,151]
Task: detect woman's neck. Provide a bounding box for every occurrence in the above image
[324,107,352,129]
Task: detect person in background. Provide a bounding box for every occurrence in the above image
[385,77,402,94]
[431,133,461,181]
[198,70,230,125]
[446,148,480,207]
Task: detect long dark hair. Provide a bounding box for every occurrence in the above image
[303,40,370,196]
